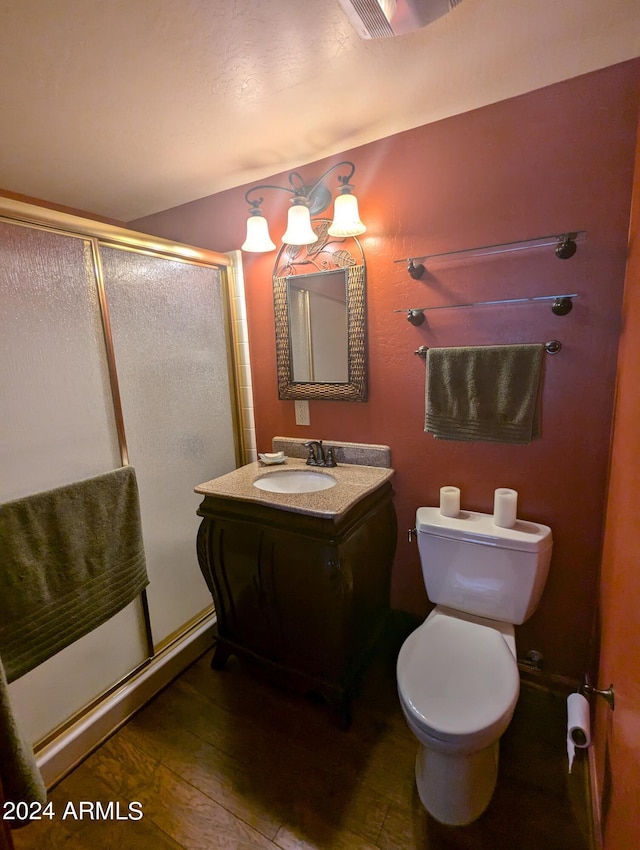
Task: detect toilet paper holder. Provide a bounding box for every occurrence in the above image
[581,674,615,710]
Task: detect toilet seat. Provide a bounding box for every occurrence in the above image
[397,608,520,748]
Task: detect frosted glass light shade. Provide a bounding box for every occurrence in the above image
[328,192,366,237]
[242,214,276,252]
[282,204,318,246]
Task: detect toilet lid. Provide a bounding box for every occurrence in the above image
[397,611,520,740]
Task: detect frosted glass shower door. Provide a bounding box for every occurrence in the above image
[100,245,238,647]
[0,220,149,743]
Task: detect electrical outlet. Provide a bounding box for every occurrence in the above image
[294,400,310,426]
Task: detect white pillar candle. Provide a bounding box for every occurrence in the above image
[493,488,518,528]
[439,486,461,517]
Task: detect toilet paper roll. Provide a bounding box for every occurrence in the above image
[439,486,460,517]
[567,692,591,773]
[493,488,518,528]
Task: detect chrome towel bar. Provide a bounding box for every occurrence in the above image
[415,341,562,358]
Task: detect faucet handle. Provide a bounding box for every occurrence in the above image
[303,440,320,465]
[324,447,337,467]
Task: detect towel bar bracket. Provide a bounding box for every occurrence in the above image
[582,674,615,711]
[408,309,426,326]
[552,297,573,316]
[414,340,562,358]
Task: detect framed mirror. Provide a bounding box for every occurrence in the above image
[273,220,367,401]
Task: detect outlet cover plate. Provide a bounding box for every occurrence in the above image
[294,400,310,426]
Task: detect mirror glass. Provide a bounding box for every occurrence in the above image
[288,269,348,383]
[273,220,367,401]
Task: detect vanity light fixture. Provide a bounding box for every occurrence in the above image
[241,161,366,252]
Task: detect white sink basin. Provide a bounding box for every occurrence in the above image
[253,469,337,494]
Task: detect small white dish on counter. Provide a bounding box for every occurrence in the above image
[258,452,286,465]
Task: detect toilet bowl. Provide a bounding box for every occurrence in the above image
[397,606,520,825]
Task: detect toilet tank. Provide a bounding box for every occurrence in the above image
[416,507,552,625]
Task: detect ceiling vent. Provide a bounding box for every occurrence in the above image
[337,0,462,39]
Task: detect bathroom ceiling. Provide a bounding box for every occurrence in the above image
[0,0,638,222]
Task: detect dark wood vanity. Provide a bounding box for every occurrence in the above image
[195,461,396,726]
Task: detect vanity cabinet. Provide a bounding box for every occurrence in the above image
[196,481,396,725]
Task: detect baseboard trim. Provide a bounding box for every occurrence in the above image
[35,615,216,788]
[517,664,582,695]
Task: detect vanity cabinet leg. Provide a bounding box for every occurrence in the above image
[210,640,231,670]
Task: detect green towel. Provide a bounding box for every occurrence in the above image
[0,465,148,683]
[0,656,46,816]
[425,344,544,444]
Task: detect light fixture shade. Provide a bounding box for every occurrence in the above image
[282,204,318,246]
[241,214,276,252]
[328,192,366,237]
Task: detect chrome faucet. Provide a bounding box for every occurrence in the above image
[303,440,337,467]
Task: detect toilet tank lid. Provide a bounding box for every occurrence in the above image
[416,507,552,553]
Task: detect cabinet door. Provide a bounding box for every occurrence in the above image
[202,517,273,655]
[263,531,349,678]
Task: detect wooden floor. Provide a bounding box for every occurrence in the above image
[13,624,593,850]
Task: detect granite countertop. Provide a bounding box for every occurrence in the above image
[195,457,394,519]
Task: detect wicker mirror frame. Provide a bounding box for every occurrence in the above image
[273,219,367,401]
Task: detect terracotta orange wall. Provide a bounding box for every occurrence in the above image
[593,111,640,847]
[132,60,640,684]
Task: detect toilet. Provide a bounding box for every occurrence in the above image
[397,506,552,826]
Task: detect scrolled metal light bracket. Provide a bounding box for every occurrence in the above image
[244,161,358,215]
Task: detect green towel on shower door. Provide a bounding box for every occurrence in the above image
[0,465,149,682]
[0,656,47,816]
